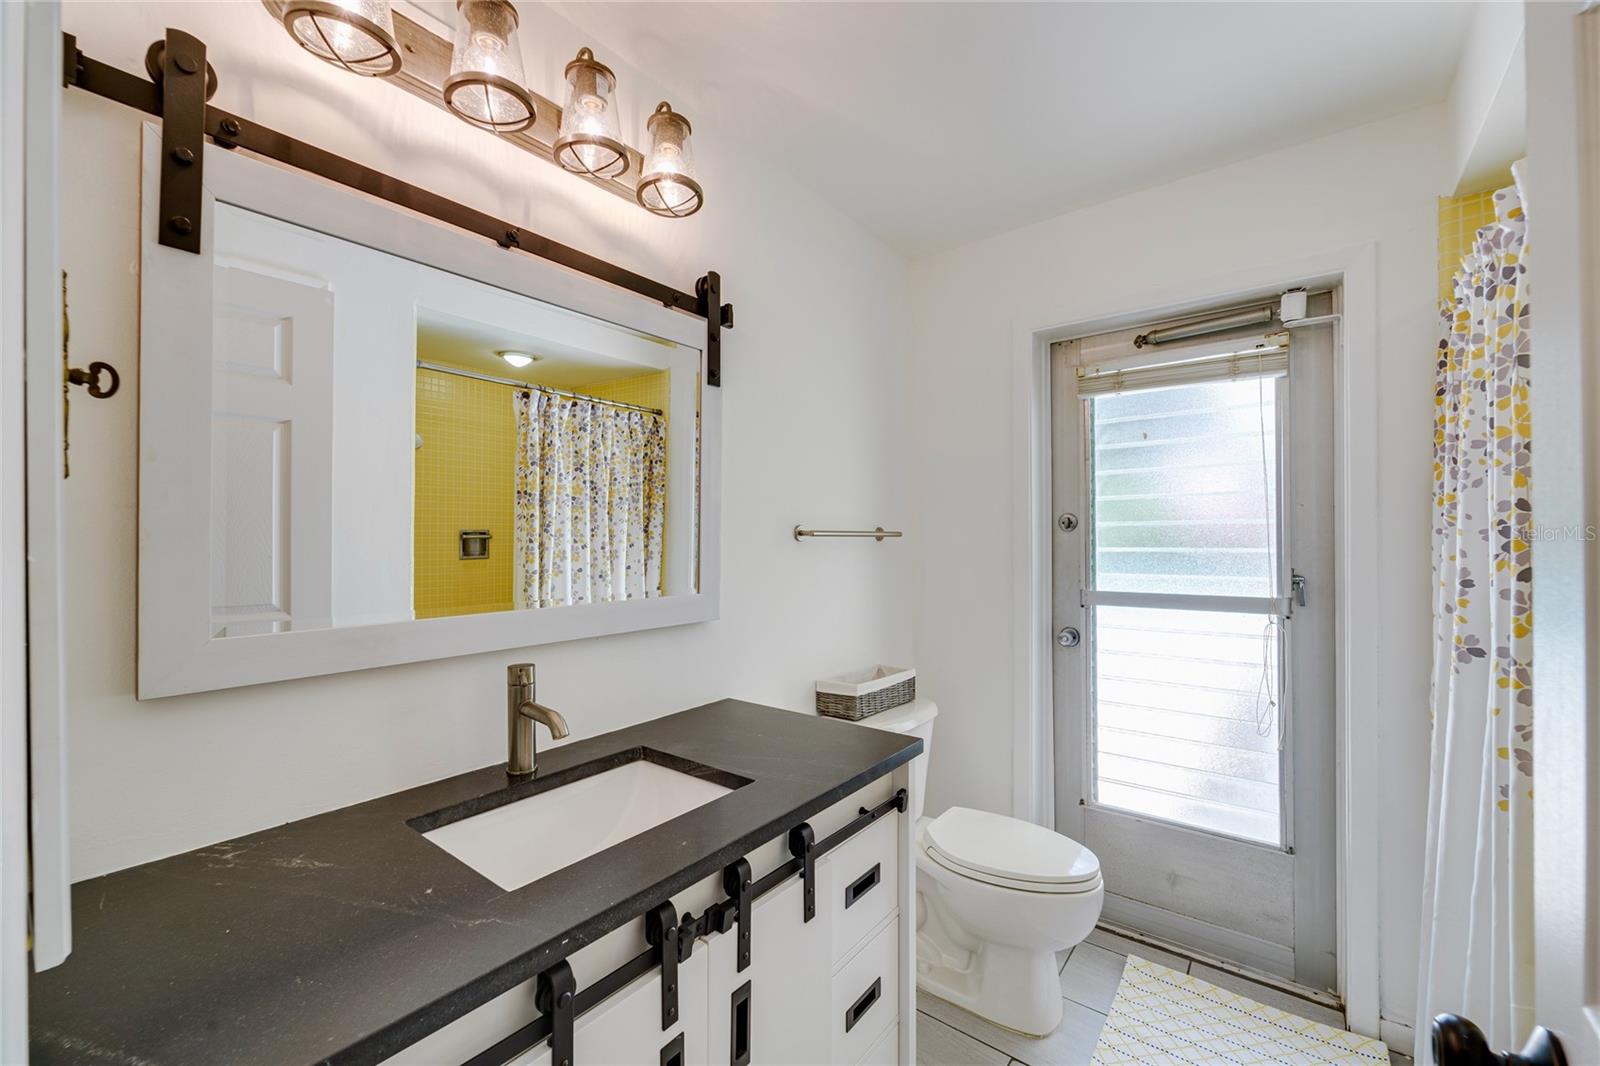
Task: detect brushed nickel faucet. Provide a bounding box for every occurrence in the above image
[507,663,571,776]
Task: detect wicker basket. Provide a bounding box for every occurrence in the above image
[816,665,916,721]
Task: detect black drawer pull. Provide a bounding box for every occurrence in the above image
[844,864,881,910]
[660,1031,684,1066]
[730,980,751,1066]
[844,977,881,1034]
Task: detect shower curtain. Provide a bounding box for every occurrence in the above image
[512,391,667,609]
[1415,175,1533,1064]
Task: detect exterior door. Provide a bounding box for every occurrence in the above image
[1051,310,1337,990]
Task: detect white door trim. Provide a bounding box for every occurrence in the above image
[22,0,71,974]
[1,0,32,1050]
[1526,3,1600,1060]
[1007,242,1382,1035]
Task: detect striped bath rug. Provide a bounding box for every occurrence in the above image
[1090,955,1391,1065]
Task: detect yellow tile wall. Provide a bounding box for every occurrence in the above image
[414,369,516,619]
[1438,188,1502,305]
[576,370,671,420]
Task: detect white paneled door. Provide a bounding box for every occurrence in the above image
[208,265,334,638]
[1052,316,1337,990]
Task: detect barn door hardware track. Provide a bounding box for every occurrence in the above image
[462,788,907,1066]
[61,29,731,386]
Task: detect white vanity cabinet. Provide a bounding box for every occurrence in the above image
[509,950,711,1066]
[403,772,913,1066]
[705,813,903,1066]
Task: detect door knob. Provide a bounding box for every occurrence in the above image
[1056,626,1081,648]
[1432,1014,1568,1066]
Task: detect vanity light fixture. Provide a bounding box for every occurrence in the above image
[280,0,403,77]
[262,1,707,217]
[442,0,536,133]
[637,101,703,218]
[552,48,628,179]
[498,350,539,368]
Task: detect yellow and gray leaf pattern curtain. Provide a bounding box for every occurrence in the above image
[512,391,666,609]
[1416,176,1533,1063]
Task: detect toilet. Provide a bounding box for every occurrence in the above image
[860,699,1103,1037]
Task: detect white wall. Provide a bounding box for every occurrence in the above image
[59,2,912,878]
[1445,1,1526,195]
[907,105,1450,1032]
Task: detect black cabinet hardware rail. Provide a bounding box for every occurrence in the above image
[61,29,732,386]
[463,788,908,1066]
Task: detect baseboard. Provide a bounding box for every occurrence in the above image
[1101,892,1298,982]
[1380,1017,1415,1056]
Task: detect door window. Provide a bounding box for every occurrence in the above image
[1084,370,1287,846]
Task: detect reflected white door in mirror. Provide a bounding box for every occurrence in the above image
[136,123,721,698]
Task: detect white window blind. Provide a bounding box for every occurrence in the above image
[1085,370,1286,846]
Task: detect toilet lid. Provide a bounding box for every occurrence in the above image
[924,807,1101,887]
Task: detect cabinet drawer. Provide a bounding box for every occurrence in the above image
[820,812,898,967]
[857,1020,899,1066]
[829,918,898,1066]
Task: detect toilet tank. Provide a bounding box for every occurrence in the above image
[856,698,937,822]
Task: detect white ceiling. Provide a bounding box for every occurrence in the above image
[550,1,1479,255]
[416,312,654,388]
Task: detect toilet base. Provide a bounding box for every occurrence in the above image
[917,940,1066,1037]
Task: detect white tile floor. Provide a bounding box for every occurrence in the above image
[914,925,1415,1066]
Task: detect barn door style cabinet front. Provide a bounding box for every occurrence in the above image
[437,773,913,1066]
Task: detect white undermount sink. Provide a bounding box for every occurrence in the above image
[422,759,735,891]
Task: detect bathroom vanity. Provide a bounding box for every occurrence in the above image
[29,702,920,1066]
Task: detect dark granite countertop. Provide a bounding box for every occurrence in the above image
[30,700,920,1066]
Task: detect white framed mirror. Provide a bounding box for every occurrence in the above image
[136,124,721,699]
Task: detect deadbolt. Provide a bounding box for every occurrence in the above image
[1057,512,1079,533]
[1056,626,1081,648]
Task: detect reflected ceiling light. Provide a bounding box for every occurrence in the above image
[498,350,539,368]
[553,48,627,179]
[281,0,403,77]
[443,0,536,133]
[637,101,702,219]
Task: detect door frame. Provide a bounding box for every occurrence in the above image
[1005,244,1382,1034]
[1525,3,1600,1061]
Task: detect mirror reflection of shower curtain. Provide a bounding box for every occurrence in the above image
[512,391,666,609]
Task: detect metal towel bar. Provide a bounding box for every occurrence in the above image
[793,526,903,542]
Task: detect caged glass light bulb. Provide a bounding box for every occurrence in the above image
[636,101,703,218]
[442,0,536,133]
[552,48,627,179]
[281,0,402,77]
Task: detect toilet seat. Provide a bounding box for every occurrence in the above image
[923,807,1101,895]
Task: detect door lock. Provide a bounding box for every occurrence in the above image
[1056,626,1081,648]
[1057,512,1079,533]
